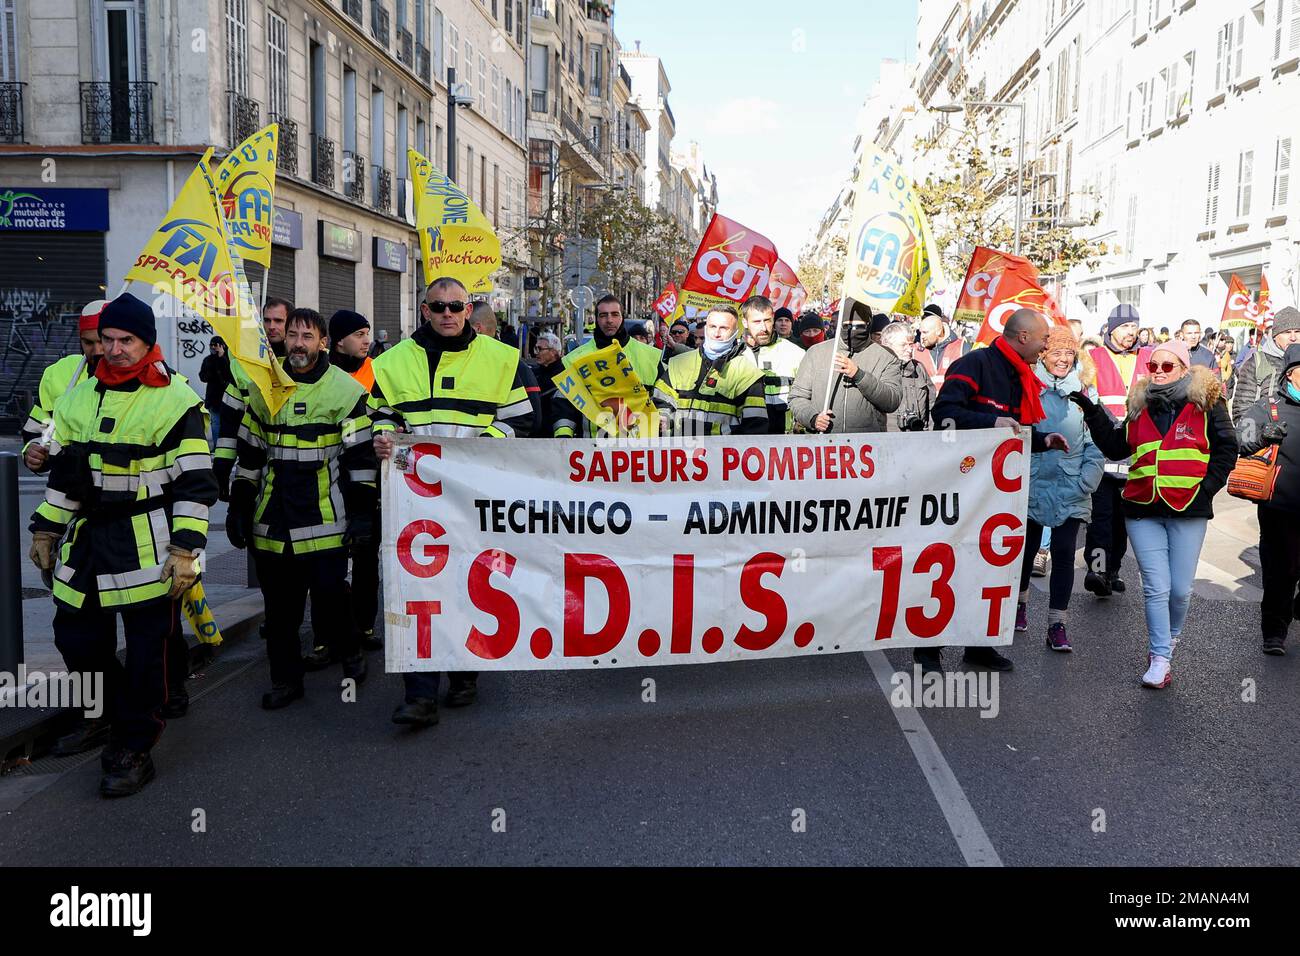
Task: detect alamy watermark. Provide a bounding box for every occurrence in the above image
[0,668,103,718]
[889,666,1000,719]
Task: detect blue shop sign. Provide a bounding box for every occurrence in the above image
[0,187,110,231]
[373,237,408,272]
[273,206,303,249]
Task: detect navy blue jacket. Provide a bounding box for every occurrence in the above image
[931,344,1047,451]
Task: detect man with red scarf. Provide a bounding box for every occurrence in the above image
[927,308,1067,674]
[28,293,217,798]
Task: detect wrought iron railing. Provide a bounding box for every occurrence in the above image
[0,82,24,143]
[562,110,600,159]
[79,81,156,144]
[374,166,392,212]
[227,90,260,147]
[311,134,336,188]
[343,0,362,23]
[416,44,431,83]
[271,114,298,175]
[343,150,366,202]
[398,28,414,68]
[371,2,390,47]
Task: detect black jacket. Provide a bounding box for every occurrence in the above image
[1238,386,1300,513]
[198,351,232,414]
[931,342,1048,450]
[1231,344,1285,422]
[1083,365,1237,520]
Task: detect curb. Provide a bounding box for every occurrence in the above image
[0,591,266,767]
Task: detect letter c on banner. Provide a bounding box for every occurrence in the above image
[403,442,443,498]
[986,301,1020,336]
[697,250,727,283]
[397,520,448,578]
[992,437,1024,493]
[980,512,1024,567]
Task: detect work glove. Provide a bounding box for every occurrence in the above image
[1066,391,1101,418]
[1261,420,1289,445]
[161,546,199,599]
[29,531,60,572]
[344,514,375,548]
[225,482,255,551]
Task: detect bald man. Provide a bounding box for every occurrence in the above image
[927,308,1066,675]
[469,301,498,339]
[913,305,970,390]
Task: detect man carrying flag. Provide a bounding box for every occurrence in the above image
[21,300,106,473]
[28,293,217,797]
[927,308,1068,675]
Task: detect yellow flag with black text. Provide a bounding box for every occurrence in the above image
[125,148,295,414]
[408,149,501,294]
[215,123,278,269]
[551,342,658,438]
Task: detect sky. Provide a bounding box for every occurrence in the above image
[613,0,918,264]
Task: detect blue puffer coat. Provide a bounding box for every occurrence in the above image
[1029,361,1105,527]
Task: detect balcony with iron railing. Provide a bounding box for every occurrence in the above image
[271,114,298,175]
[561,110,599,155]
[618,63,631,92]
[227,90,260,147]
[80,81,156,144]
[587,1,611,23]
[311,134,336,188]
[343,0,362,24]
[416,44,431,83]
[343,150,366,202]
[531,0,555,19]
[397,27,413,68]
[371,3,390,48]
[662,97,675,128]
[373,166,392,212]
[0,82,24,143]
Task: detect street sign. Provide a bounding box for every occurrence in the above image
[563,237,601,289]
[569,285,594,316]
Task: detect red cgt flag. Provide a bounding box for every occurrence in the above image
[766,258,808,315]
[954,247,1068,345]
[1220,273,1261,330]
[681,213,780,303]
[651,281,680,320]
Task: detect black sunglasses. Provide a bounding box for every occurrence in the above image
[425,300,466,314]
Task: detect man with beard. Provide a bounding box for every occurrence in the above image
[654,304,768,436]
[1083,304,1143,597]
[212,296,291,499]
[552,294,667,437]
[912,304,970,392]
[22,299,107,473]
[225,308,376,710]
[789,302,903,435]
[741,295,806,434]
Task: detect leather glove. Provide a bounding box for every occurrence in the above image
[29,531,60,572]
[225,481,255,550]
[1067,391,1100,417]
[1261,420,1289,445]
[161,546,199,599]
[344,514,375,547]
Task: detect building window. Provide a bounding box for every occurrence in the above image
[1274,136,1291,208]
[448,23,459,74]
[1237,149,1254,218]
[492,65,500,126]
[1216,16,1246,92]
[267,11,288,119]
[433,6,443,77]
[1,0,18,82]
[1276,0,1300,60]
[1205,161,1221,227]
[225,0,248,95]
[435,123,443,168]
[478,52,487,110]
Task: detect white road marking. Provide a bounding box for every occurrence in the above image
[865,651,1003,867]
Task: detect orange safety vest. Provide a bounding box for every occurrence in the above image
[1122,402,1211,511]
[1089,346,1139,418]
[347,355,375,392]
[912,338,967,389]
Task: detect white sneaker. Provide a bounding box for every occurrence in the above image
[1141,655,1172,689]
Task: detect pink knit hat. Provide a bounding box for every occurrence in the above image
[1149,339,1191,369]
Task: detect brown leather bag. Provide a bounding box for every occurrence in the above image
[1227,399,1282,502]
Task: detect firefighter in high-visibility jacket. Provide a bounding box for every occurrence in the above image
[21,300,107,474]
[739,294,805,434]
[552,295,666,437]
[212,296,291,499]
[327,308,381,653]
[654,304,769,437]
[28,294,217,798]
[371,277,535,728]
[225,308,377,709]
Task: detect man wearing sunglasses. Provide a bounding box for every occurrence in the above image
[368,276,536,729]
[552,294,668,437]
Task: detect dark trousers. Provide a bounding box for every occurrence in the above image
[403,671,477,703]
[350,537,380,634]
[1085,474,1129,576]
[254,549,356,688]
[1258,506,1300,639]
[53,597,181,753]
[1020,518,1084,611]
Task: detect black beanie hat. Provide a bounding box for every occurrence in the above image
[923,303,945,318]
[773,307,793,321]
[1283,342,1300,377]
[328,309,370,344]
[99,292,157,347]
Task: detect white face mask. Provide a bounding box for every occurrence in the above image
[702,331,737,359]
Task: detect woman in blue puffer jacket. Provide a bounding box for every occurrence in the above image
[1017,326,1105,651]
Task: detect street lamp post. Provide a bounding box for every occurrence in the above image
[934,100,1027,256]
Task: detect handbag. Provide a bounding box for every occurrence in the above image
[1227,398,1282,502]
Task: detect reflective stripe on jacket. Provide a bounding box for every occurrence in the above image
[1122,403,1211,511]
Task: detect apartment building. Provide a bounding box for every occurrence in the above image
[618,47,673,212]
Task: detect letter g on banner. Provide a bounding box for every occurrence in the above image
[404,443,442,498]
[397,520,449,578]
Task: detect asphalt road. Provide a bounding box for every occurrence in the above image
[1,578,1296,866]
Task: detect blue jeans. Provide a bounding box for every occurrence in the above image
[1126,516,1209,659]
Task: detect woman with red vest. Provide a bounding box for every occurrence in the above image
[1070,339,1237,688]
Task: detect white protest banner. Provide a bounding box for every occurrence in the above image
[382,430,1029,672]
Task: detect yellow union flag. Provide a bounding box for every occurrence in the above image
[843,141,935,317]
[125,148,295,414]
[552,342,658,438]
[216,123,278,269]
[408,148,501,293]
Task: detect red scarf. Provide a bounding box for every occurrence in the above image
[993,336,1046,425]
[94,344,172,388]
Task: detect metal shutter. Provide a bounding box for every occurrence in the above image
[372,269,401,344]
[268,246,296,305]
[0,231,106,429]
[317,257,355,317]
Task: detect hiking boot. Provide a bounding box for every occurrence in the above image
[1031,548,1049,577]
[1084,571,1113,598]
[1107,571,1126,594]
[52,718,111,757]
[1046,622,1072,652]
[1262,634,1287,656]
[302,645,333,672]
[445,677,478,708]
[261,683,304,710]
[1015,602,1029,632]
[391,698,439,727]
[99,750,156,798]
[962,646,1014,671]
